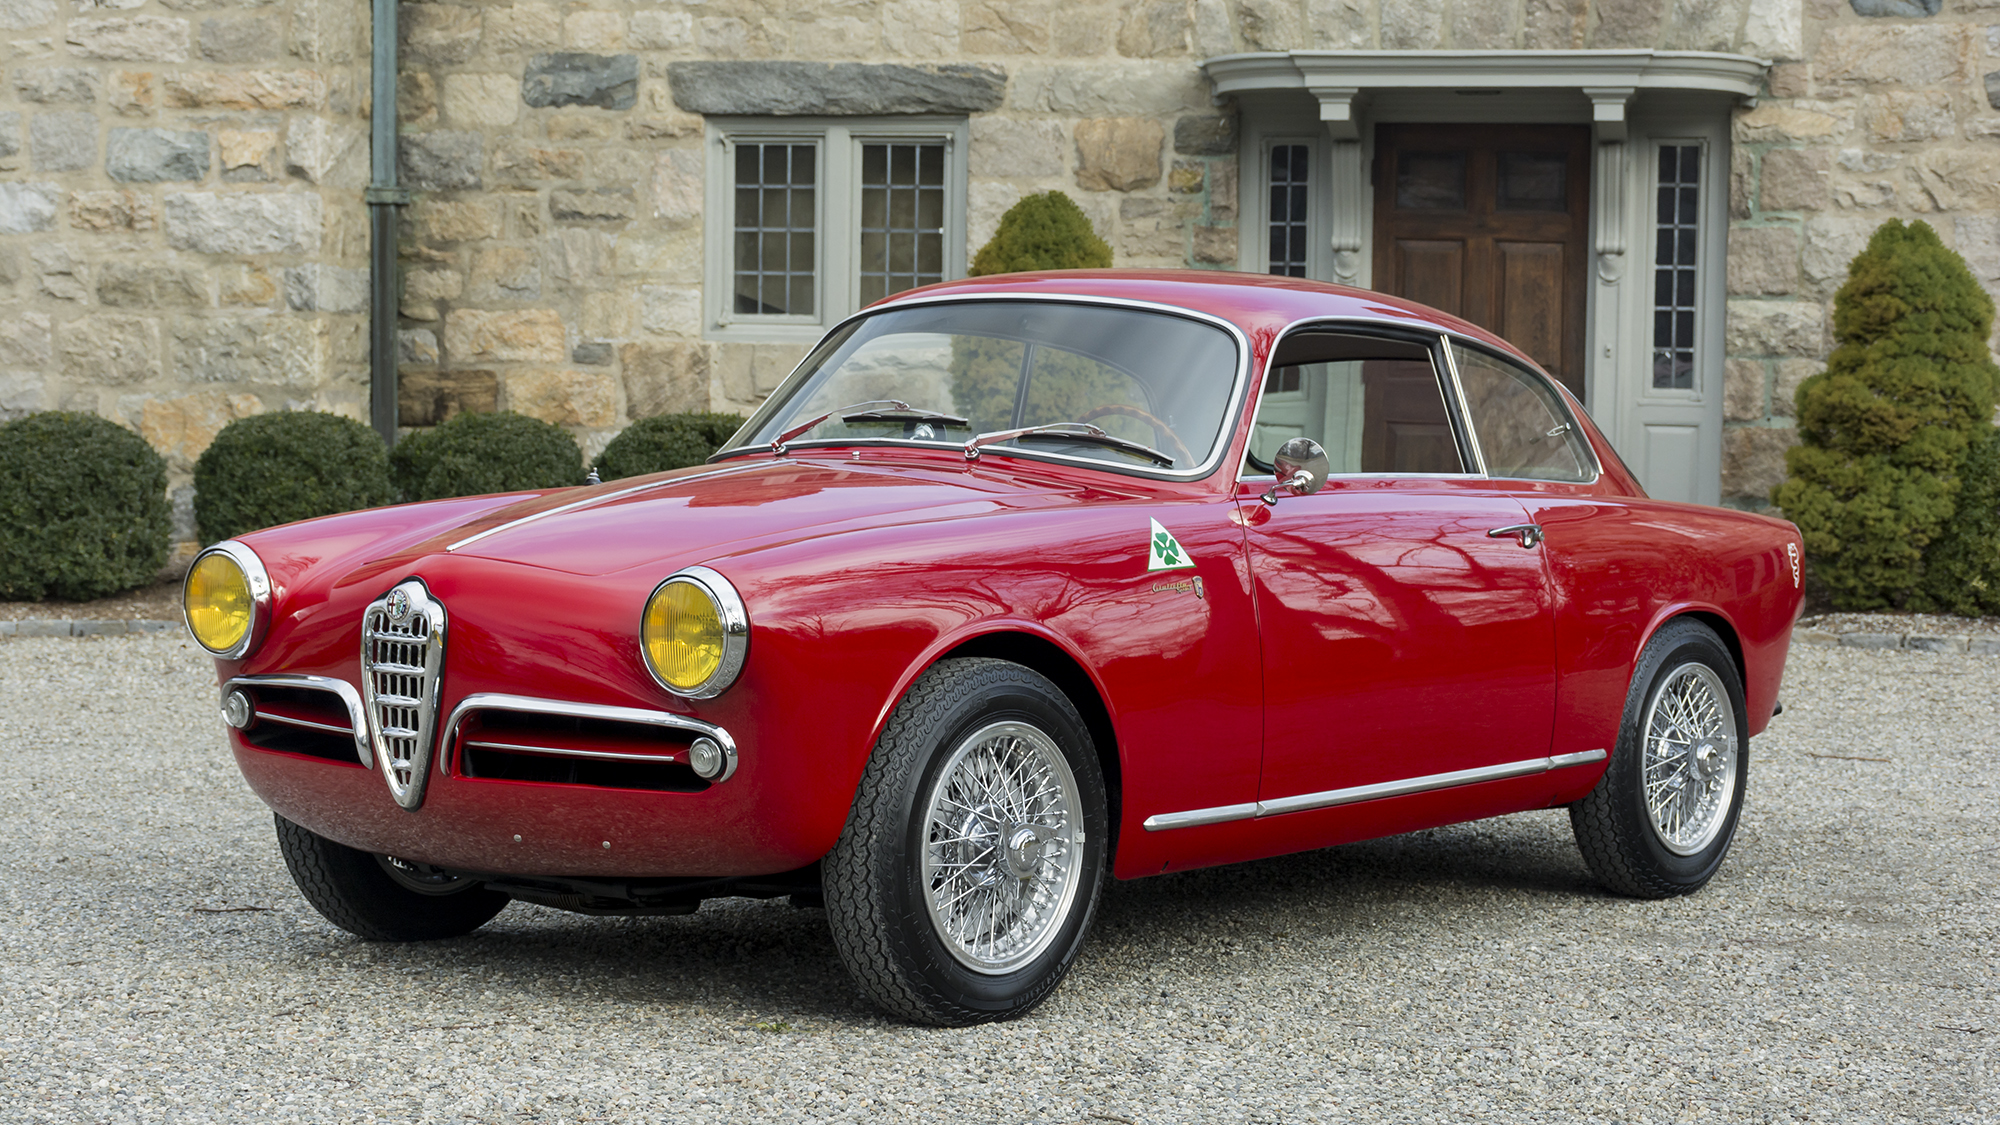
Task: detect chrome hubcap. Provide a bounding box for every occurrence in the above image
[1642,662,1739,856]
[920,721,1085,975]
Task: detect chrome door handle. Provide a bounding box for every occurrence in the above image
[1487,523,1543,549]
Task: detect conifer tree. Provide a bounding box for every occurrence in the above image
[1771,219,2000,609]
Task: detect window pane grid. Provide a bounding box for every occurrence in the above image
[733,142,817,317]
[858,141,947,306]
[1652,143,1701,391]
[1268,144,1310,278]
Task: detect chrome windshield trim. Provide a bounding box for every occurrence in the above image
[186,540,274,660]
[1141,749,1608,831]
[224,674,370,766]
[444,462,769,554]
[441,692,738,781]
[712,292,1255,483]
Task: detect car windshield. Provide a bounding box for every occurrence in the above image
[726,300,1241,473]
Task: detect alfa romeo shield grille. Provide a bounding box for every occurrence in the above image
[361,579,447,810]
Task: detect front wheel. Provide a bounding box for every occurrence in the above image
[274,815,510,940]
[824,658,1109,1026]
[1571,619,1748,898]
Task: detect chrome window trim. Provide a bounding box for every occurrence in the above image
[442,692,739,783]
[1437,333,1491,478]
[1237,317,1488,483]
[223,673,370,766]
[184,540,273,660]
[712,292,1255,483]
[1141,749,1607,831]
[1444,337,1605,486]
[444,461,769,555]
[641,565,750,701]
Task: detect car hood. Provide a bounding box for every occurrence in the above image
[433,455,1079,577]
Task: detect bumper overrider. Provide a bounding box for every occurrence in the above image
[192,542,776,881]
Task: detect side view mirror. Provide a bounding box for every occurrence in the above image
[1261,437,1329,505]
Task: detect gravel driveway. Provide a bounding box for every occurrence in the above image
[2,633,1994,1123]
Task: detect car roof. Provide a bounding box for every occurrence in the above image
[874,269,1534,367]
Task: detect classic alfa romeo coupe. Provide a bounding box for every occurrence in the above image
[185,272,1802,1025]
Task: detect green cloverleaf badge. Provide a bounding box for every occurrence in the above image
[1147,517,1194,572]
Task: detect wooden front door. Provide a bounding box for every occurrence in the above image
[1372,124,1591,398]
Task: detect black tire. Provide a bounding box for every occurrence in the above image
[1571,619,1749,898]
[823,658,1109,1026]
[274,814,509,940]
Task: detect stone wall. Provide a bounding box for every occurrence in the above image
[8,0,2000,531]
[0,0,371,542]
[388,0,1242,461]
[1721,2,2000,508]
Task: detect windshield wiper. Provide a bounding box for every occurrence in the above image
[768,400,969,455]
[962,422,1175,469]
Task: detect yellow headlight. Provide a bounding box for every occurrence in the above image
[186,551,253,655]
[641,569,747,698]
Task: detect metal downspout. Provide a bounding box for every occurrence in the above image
[366,0,407,446]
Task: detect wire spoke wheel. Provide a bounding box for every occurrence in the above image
[1640,662,1739,856]
[920,721,1086,974]
[1571,620,1749,899]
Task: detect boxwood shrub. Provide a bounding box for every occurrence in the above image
[595,412,746,480]
[390,410,584,502]
[0,411,170,601]
[194,411,394,544]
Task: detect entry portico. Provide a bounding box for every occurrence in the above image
[1207,50,1768,505]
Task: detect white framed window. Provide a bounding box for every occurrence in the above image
[704,117,970,343]
[1263,138,1317,278]
[1650,138,1705,394]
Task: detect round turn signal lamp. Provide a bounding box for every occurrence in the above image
[640,567,747,699]
[183,543,270,659]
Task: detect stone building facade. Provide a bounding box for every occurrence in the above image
[2,0,1998,542]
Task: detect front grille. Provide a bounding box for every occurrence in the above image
[361,579,447,809]
[455,709,709,793]
[238,682,366,765]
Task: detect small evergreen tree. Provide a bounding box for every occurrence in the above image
[967,191,1111,277]
[1914,426,2000,615]
[1771,219,2000,610]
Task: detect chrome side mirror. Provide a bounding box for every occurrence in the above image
[1261,437,1329,505]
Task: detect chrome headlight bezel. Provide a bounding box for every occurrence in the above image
[640,565,749,700]
[182,540,273,660]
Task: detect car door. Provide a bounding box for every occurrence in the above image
[1238,330,1560,810]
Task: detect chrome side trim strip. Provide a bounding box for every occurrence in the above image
[1141,749,1609,832]
[444,462,767,554]
[224,674,370,766]
[441,692,737,781]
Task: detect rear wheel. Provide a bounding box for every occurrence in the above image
[274,814,509,940]
[1571,619,1748,898]
[824,658,1108,1026]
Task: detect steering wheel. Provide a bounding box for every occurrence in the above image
[1075,404,1195,466]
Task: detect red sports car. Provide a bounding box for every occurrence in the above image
[185,271,1802,1025]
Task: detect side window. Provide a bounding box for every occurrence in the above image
[1248,334,1464,475]
[1451,344,1594,483]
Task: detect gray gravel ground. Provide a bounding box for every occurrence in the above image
[2,633,1995,1124]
